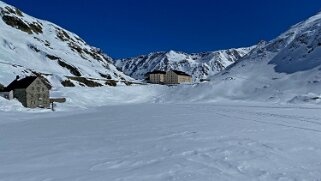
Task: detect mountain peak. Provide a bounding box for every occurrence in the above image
[0,1,131,86]
[167,50,177,54]
[164,50,187,62]
[281,11,321,40]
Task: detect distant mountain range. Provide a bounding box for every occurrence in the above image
[1,0,321,104]
[114,48,254,81]
[0,0,256,87]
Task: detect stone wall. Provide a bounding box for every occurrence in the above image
[26,78,50,108]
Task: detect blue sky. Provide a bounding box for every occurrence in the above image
[3,0,321,58]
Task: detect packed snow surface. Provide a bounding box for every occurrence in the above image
[1,86,321,181]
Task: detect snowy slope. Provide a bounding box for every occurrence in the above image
[115,48,254,81]
[2,101,321,180]
[0,1,131,86]
[196,11,321,103]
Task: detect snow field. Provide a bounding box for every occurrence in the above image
[1,103,321,180]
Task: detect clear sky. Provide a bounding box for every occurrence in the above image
[3,0,321,58]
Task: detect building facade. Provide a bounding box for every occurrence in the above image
[164,70,192,84]
[5,76,50,108]
[148,70,166,84]
[147,70,192,84]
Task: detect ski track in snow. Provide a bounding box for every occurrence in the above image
[1,103,321,180]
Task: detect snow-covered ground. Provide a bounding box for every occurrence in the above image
[1,86,321,180]
[1,0,321,180]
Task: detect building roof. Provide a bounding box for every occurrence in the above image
[5,76,38,91]
[147,70,166,75]
[171,70,191,76]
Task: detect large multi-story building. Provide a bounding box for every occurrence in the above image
[147,70,192,84]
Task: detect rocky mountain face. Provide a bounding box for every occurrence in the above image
[114,48,254,81]
[0,1,131,87]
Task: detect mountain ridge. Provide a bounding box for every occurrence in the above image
[115,46,255,81]
[0,0,132,87]
[199,10,321,103]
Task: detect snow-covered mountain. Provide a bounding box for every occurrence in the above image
[205,11,321,103]
[0,1,131,87]
[115,48,254,81]
[111,11,321,104]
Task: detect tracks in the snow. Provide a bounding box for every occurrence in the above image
[211,106,321,133]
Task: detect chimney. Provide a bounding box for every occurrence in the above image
[16,75,20,80]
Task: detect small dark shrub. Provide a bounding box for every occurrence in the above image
[29,22,43,34]
[58,60,81,76]
[105,80,117,87]
[61,79,75,87]
[2,15,32,34]
[68,76,102,87]
[15,8,23,17]
[29,44,40,52]
[0,83,5,91]
[99,73,112,79]
[46,54,60,60]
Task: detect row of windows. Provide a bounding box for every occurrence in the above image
[31,86,46,92]
[28,93,48,99]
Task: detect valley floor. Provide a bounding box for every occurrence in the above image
[1,102,321,180]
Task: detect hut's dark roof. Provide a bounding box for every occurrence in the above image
[147,70,166,75]
[172,70,191,76]
[5,76,38,91]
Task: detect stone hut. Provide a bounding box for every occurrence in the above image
[5,76,50,108]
